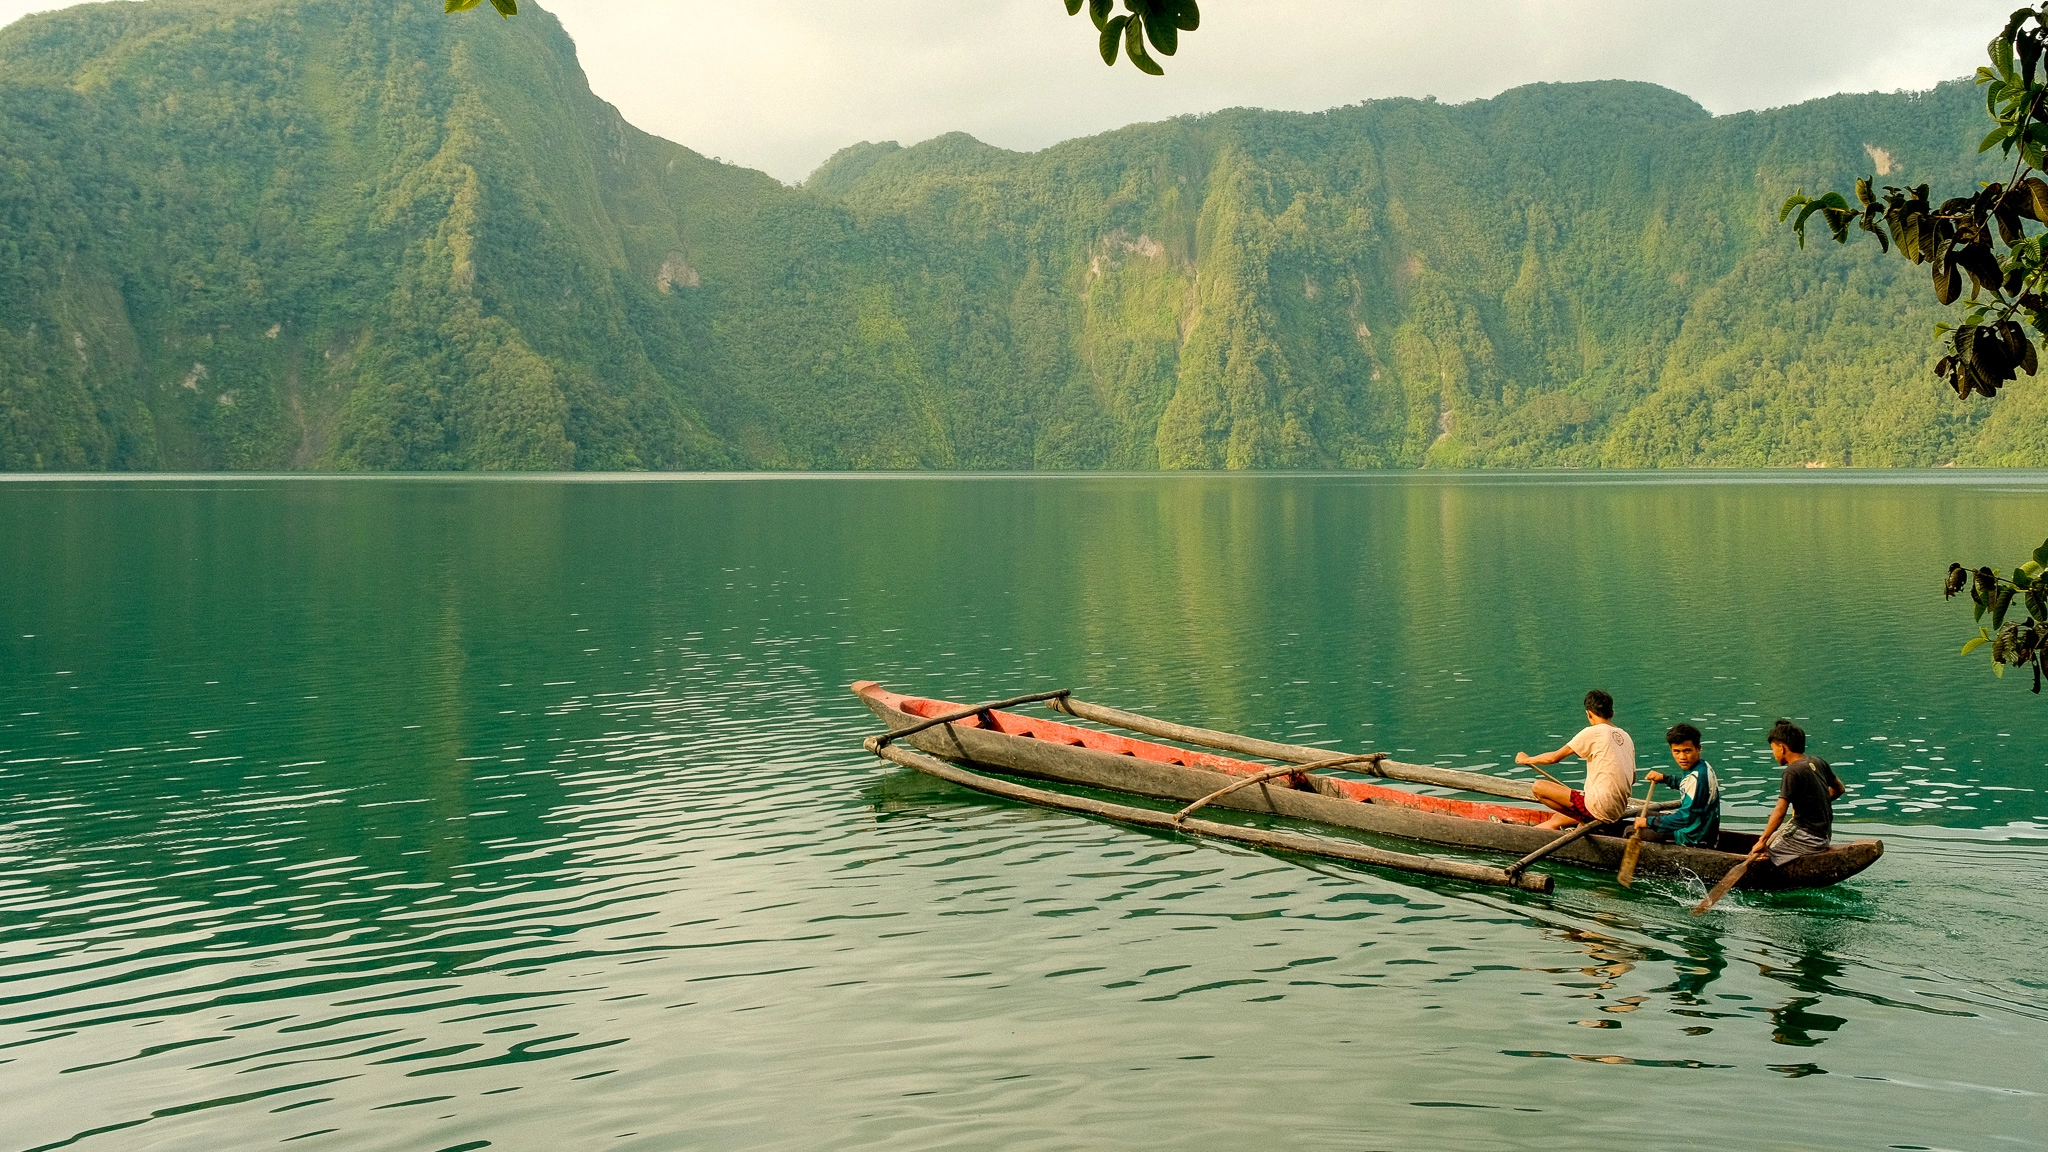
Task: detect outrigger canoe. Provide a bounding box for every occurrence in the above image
[854,681,1882,895]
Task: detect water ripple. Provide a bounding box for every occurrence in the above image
[2,477,2046,1150]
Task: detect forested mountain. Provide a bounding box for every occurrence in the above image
[1,0,2040,470]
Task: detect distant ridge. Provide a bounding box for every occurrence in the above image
[0,0,2039,470]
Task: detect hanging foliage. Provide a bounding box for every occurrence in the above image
[1948,538,2048,691]
[1784,7,2048,399]
[1064,0,1201,75]
[1788,6,2048,693]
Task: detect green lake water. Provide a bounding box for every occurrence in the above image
[1,472,2044,1151]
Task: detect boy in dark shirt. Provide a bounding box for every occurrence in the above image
[1748,719,1844,866]
[1635,723,1720,847]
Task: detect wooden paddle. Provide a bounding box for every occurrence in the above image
[1616,778,1656,888]
[1691,847,1763,914]
[1506,788,1678,879]
[1504,814,1617,877]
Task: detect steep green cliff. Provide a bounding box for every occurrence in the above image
[0,0,2034,470]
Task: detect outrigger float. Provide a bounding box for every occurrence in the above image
[854,682,1883,897]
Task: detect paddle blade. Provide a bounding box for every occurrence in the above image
[1690,857,1753,914]
[1617,831,1644,887]
[1615,779,1654,888]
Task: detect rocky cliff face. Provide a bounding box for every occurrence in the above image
[0,0,2035,470]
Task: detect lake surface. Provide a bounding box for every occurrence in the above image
[1,472,2044,1151]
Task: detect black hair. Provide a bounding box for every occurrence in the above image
[1767,718,1805,753]
[1583,689,1614,720]
[1666,723,1702,747]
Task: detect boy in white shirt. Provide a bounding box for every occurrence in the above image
[1515,689,1637,830]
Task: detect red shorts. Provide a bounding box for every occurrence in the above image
[1564,790,1598,823]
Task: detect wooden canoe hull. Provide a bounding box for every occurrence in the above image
[853,682,1883,892]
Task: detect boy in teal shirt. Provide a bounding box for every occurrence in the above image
[1635,723,1721,848]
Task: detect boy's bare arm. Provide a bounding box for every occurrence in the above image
[1516,744,1576,767]
[1749,796,1791,859]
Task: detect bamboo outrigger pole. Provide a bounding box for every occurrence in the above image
[1170,754,1387,822]
[1050,696,1540,802]
[865,736,1555,894]
[1052,696,1677,822]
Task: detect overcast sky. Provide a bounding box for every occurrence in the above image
[0,0,2012,182]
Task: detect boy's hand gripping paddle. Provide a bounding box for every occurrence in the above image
[1617,778,1655,887]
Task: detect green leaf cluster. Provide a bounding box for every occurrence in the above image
[1066,0,1198,75]
[1783,6,2048,401]
[1949,538,2048,690]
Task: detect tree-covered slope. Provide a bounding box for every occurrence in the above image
[813,82,2020,469]
[0,0,748,470]
[0,0,2034,470]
